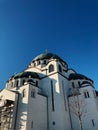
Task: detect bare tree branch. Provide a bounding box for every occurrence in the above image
[69,88,87,130]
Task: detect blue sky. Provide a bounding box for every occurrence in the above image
[0,0,98,90]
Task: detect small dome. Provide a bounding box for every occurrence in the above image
[33,52,67,64]
[69,73,93,82]
[12,71,40,79]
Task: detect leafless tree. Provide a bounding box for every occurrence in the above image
[69,88,87,130]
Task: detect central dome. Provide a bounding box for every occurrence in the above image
[33,52,67,64]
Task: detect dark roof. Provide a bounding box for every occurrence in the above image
[33,52,67,64]
[81,81,93,86]
[69,73,93,82]
[12,71,40,79]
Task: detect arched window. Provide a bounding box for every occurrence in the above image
[16,80,19,87]
[84,91,90,98]
[23,89,26,97]
[44,60,46,64]
[27,79,34,84]
[58,65,62,72]
[37,61,40,65]
[49,64,54,73]
[78,81,81,87]
[31,121,33,128]
[87,91,90,97]
[31,89,36,98]
[92,119,95,127]
[36,81,38,87]
[22,80,26,85]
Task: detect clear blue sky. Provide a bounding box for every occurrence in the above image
[0,0,98,90]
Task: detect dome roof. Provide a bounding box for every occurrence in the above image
[69,73,93,82]
[12,71,40,79]
[33,52,67,64]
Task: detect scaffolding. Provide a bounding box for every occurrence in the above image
[0,100,14,130]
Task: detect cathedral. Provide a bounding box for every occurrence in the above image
[0,52,98,130]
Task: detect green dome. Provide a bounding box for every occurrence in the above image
[13,71,40,79]
[69,73,93,82]
[33,52,67,64]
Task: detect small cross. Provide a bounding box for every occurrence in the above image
[45,49,48,54]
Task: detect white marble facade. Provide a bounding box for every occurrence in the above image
[0,52,98,130]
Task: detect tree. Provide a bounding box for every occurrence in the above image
[69,87,87,130]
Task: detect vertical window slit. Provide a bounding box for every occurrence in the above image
[92,119,95,127]
[51,80,54,111]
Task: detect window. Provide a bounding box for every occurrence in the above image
[72,82,75,88]
[31,121,33,128]
[38,61,40,65]
[31,89,36,98]
[28,79,34,84]
[22,80,26,85]
[58,65,62,72]
[43,60,46,64]
[51,80,54,111]
[84,92,87,98]
[78,81,81,87]
[36,81,38,87]
[53,121,55,125]
[84,91,90,98]
[16,80,19,87]
[23,89,26,97]
[92,119,95,127]
[87,91,90,97]
[49,64,54,73]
